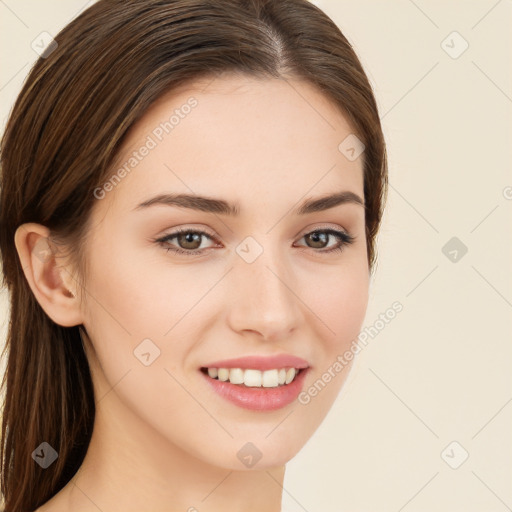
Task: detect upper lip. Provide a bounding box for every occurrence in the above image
[202,354,310,371]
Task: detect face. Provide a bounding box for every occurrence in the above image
[79,74,369,470]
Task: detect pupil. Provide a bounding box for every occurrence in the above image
[309,232,326,248]
[181,232,200,249]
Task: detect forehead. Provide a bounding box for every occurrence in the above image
[97,74,364,216]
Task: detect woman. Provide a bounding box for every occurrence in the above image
[0,0,387,510]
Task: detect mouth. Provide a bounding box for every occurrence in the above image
[200,366,305,387]
[199,354,310,411]
[199,357,310,411]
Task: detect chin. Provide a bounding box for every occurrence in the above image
[188,433,306,471]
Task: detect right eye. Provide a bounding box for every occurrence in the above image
[156,228,219,256]
[295,228,355,255]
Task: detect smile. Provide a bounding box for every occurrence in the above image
[202,367,303,387]
[199,354,310,410]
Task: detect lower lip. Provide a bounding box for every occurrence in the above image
[201,369,309,411]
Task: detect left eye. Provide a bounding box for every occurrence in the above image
[157,228,217,255]
[156,227,355,257]
[298,229,355,254]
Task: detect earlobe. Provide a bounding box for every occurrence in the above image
[14,223,83,327]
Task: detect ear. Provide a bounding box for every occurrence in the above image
[14,223,83,327]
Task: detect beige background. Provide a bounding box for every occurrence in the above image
[1,1,511,511]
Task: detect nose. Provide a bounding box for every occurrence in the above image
[226,243,302,342]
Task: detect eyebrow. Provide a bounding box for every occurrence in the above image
[134,190,364,216]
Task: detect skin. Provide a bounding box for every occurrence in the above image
[16,74,369,512]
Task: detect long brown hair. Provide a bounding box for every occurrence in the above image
[0,0,387,509]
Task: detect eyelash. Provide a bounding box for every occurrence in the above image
[155,227,355,257]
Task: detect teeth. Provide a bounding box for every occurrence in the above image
[229,368,244,385]
[262,369,279,388]
[205,367,300,387]
[218,368,229,382]
[244,369,261,387]
[285,368,296,384]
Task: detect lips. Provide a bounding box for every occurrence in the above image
[200,354,310,411]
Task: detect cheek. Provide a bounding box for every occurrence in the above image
[299,258,368,400]
[327,274,368,344]
[80,240,226,397]
[83,243,205,339]
[80,249,206,444]
[309,258,369,350]
[291,265,368,442]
